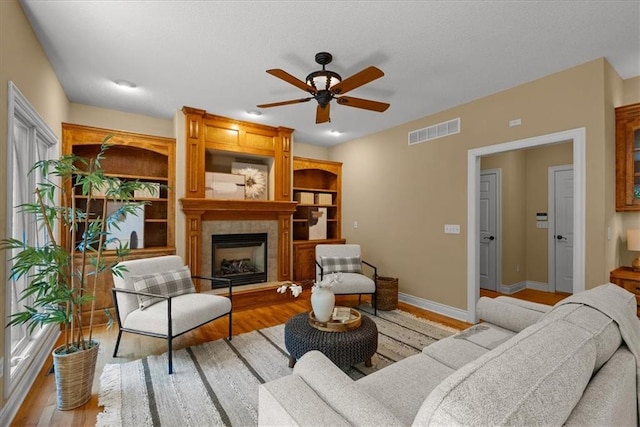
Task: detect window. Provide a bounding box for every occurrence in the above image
[4,82,58,399]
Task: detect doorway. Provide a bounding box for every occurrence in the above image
[467,128,586,323]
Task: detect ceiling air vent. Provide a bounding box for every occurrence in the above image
[408,117,460,145]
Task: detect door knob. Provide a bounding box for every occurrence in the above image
[556,235,566,241]
[483,235,495,240]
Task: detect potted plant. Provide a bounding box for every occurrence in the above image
[1,136,159,410]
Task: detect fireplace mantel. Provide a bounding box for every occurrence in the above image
[181,198,297,220]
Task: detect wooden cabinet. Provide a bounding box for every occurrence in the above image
[292,157,344,280]
[293,157,342,241]
[609,267,640,317]
[615,103,640,211]
[62,123,176,324]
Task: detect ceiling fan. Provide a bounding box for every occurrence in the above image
[257,52,390,124]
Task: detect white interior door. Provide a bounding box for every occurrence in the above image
[479,170,499,291]
[550,166,574,294]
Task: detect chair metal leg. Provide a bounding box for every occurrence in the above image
[113,329,123,357]
[168,338,173,374]
[228,311,233,340]
[374,292,378,316]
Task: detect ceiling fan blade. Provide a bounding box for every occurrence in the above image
[316,104,330,124]
[330,66,384,95]
[336,96,390,112]
[257,98,312,108]
[266,69,317,94]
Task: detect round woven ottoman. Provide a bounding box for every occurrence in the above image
[284,312,378,368]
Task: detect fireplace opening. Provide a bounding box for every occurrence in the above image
[212,233,267,285]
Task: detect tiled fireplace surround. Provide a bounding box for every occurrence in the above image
[202,220,279,283]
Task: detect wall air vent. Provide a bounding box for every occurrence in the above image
[408,117,460,145]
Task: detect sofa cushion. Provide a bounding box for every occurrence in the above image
[415,319,597,426]
[565,346,637,426]
[422,323,515,370]
[123,291,231,336]
[541,303,622,372]
[131,265,195,310]
[330,273,375,294]
[356,353,454,425]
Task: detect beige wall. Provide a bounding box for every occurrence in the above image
[330,58,616,311]
[69,103,174,138]
[622,76,640,106]
[0,0,70,409]
[292,141,330,160]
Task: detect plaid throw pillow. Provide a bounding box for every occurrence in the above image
[321,256,362,273]
[131,265,195,310]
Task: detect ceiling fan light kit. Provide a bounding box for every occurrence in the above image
[257,51,390,124]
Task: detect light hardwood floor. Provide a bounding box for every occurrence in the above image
[11,289,565,426]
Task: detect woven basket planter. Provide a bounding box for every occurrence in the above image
[53,340,99,410]
[373,276,399,311]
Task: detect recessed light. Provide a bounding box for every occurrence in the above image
[114,79,137,89]
[246,110,262,117]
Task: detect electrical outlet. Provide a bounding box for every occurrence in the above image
[353,221,358,229]
[444,224,460,234]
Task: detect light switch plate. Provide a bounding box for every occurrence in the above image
[536,221,548,229]
[444,224,461,234]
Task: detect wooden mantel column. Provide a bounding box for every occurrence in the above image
[180,107,296,286]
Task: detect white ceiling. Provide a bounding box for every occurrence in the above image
[20,1,640,147]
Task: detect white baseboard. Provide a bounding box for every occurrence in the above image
[526,280,549,292]
[499,281,526,294]
[0,327,59,427]
[398,292,469,322]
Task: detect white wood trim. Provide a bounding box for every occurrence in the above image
[467,128,586,323]
[4,81,59,421]
[0,327,58,427]
[499,281,526,294]
[398,292,468,322]
[526,280,550,292]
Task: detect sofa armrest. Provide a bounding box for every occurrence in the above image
[293,351,403,426]
[259,375,350,427]
[477,296,547,332]
[495,296,551,313]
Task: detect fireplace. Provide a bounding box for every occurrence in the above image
[212,233,268,285]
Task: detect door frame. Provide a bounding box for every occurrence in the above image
[480,169,502,292]
[548,164,574,293]
[467,128,586,323]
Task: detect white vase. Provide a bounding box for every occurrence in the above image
[311,287,335,322]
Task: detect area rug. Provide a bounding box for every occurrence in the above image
[96,305,459,427]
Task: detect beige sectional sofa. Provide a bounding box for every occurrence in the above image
[259,284,640,426]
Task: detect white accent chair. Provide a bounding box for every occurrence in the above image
[111,255,232,374]
[315,244,378,314]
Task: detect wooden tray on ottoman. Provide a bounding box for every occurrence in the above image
[308,307,361,332]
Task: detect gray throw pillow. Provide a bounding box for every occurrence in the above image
[321,256,362,273]
[131,265,195,310]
